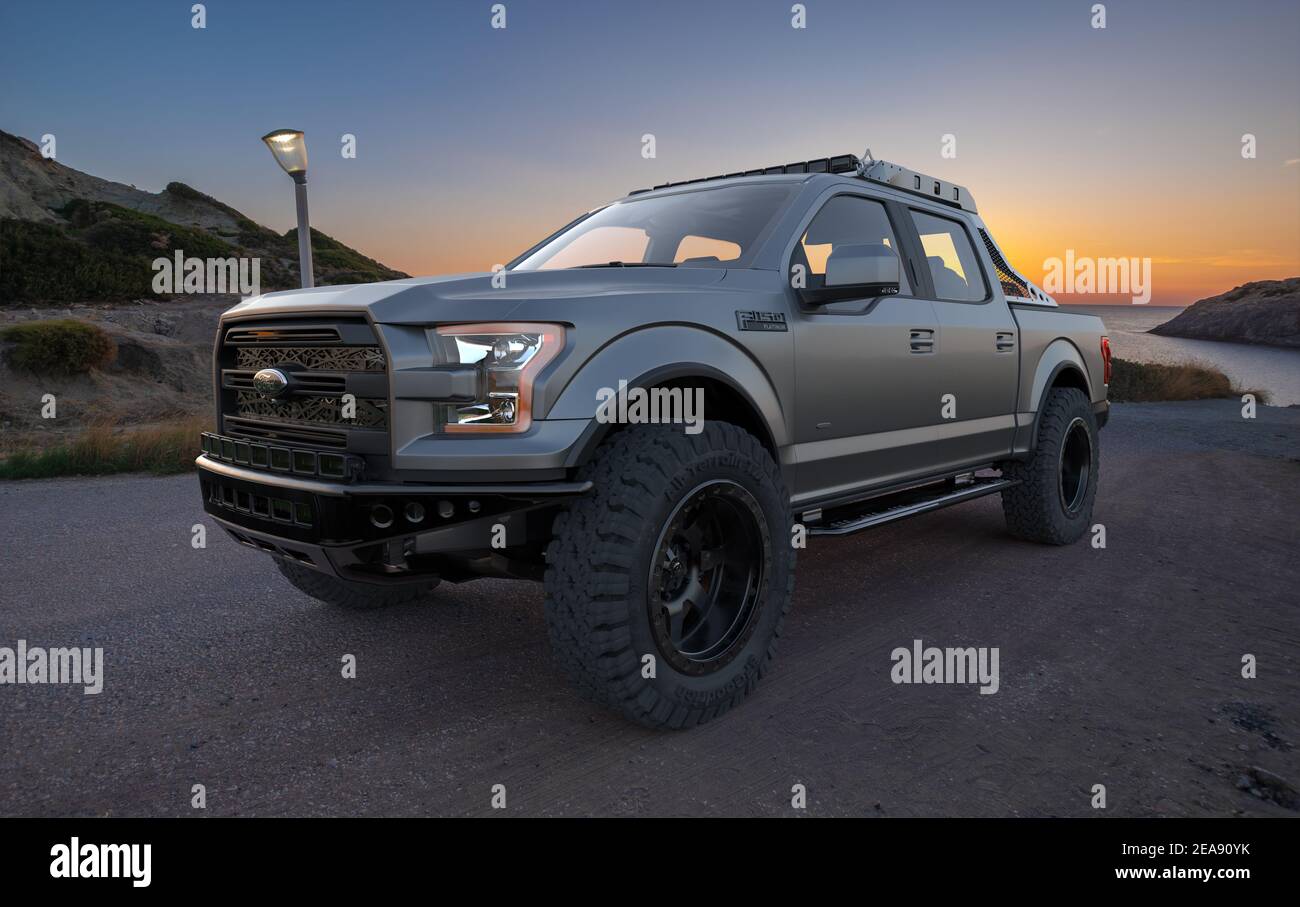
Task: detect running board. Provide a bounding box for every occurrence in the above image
[807,477,1016,537]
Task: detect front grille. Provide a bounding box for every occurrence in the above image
[235,346,385,372]
[226,325,341,344]
[235,391,387,429]
[218,317,390,473]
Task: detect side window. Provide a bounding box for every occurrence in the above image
[910,210,987,302]
[796,196,910,294]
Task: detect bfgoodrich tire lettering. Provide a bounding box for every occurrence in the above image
[1001,386,1100,545]
[543,422,796,729]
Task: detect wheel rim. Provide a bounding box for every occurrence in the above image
[1057,417,1092,515]
[647,480,769,675]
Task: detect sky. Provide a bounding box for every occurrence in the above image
[2,0,1298,305]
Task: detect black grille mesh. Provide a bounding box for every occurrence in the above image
[977,228,1032,300]
[235,346,385,371]
[235,392,387,428]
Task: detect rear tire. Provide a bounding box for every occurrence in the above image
[1001,386,1099,545]
[543,422,796,730]
[275,557,440,610]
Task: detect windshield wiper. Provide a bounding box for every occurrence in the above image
[577,261,679,268]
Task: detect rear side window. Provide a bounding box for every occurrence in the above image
[910,210,987,302]
[796,196,910,293]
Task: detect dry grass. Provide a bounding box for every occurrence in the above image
[1109,358,1270,404]
[0,415,207,479]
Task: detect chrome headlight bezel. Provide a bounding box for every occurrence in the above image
[433,322,565,434]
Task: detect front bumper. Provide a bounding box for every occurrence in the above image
[197,455,590,583]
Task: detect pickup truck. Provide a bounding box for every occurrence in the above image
[198,152,1110,729]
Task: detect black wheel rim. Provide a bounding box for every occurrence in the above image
[647,480,769,675]
[1058,417,1092,515]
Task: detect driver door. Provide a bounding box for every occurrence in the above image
[791,194,940,504]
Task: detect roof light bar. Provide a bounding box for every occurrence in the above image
[630,148,978,212]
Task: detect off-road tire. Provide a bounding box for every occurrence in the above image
[1001,386,1099,545]
[275,557,440,610]
[543,422,797,730]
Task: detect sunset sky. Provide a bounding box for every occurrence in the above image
[3,0,1297,305]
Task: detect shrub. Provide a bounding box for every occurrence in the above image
[1109,358,1269,404]
[0,319,117,375]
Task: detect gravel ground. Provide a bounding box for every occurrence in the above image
[0,400,1296,817]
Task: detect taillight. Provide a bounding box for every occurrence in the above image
[1100,336,1112,384]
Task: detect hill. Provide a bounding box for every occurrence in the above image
[0,129,407,303]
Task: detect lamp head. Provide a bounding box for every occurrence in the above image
[261,129,308,180]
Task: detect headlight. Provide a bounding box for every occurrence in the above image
[433,322,565,433]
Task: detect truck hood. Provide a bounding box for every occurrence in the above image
[220,268,729,325]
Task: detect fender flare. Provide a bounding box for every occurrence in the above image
[1022,338,1092,453]
[547,326,787,467]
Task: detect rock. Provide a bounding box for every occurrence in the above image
[1248,766,1299,809]
[110,337,166,381]
[1150,278,1300,348]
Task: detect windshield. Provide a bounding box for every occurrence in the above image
[512,183,796,271]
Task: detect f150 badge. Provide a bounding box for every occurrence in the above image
[735,310,788,332]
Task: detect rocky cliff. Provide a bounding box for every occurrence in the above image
[1150,279,1300,348]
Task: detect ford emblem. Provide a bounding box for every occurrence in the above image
[252,367,290,398]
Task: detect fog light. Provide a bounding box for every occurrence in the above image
[438,500,454,519]
[318,454,346,478]
[370,504,394,529]
[404,502,425,524]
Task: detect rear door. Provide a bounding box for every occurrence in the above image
[789,192,940,503]
[906,207,1019,470]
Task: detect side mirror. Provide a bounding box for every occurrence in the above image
[799,244,901,307]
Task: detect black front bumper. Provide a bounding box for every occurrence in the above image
[197,455,590,583]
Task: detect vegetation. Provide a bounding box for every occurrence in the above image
[2,197,405,303]
[1,200,236,302]
[1109,358,1269,404]
[0,319,116,375]
[285,227,407,284]
[0,417,206,479]
[0,218,156,300]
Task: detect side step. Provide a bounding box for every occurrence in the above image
[807,476,1015,537]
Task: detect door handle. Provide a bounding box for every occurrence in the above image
[910,329,935,353]
[995,331,1016,352]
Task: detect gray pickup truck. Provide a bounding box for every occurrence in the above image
[199,152,1110,728]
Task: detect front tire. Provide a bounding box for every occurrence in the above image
[275,557,440,610]
[544,422,796,730]
[1001,387,1100,544]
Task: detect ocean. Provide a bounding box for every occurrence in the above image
[1070,305,1300,406]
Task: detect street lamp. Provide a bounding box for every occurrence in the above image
[261,129,314,288]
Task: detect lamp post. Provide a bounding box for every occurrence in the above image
[261,129,313,288]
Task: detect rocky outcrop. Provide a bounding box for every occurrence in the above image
[1150,279,1300,348]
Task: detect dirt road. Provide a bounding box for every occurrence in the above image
[1,400,1296,816]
